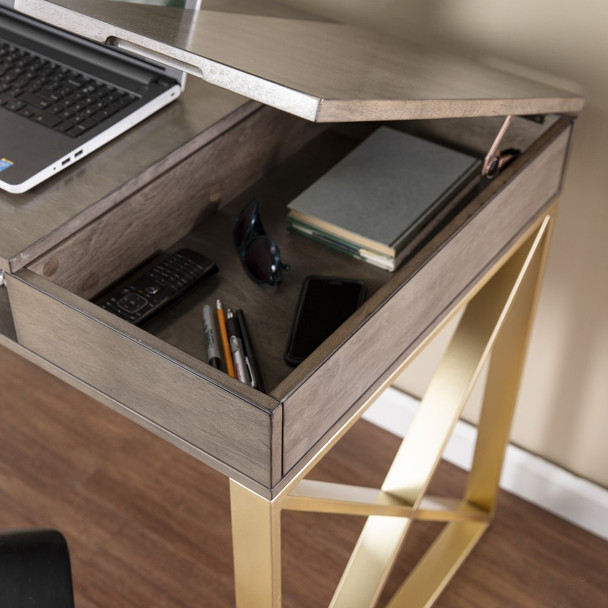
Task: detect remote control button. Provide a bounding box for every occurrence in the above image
[117,293,148,314]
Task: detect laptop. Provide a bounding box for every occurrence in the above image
[0,0,198,194]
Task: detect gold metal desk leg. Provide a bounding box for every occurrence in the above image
[229,211,554,608]
[465,214,554,514]
[230,480,282,607]
[382,215,554,608]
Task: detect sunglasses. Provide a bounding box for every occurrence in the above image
[234,199,290,286]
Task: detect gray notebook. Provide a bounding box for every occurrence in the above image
[287,126,480,257]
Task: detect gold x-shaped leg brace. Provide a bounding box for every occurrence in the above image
[230,211,554,608]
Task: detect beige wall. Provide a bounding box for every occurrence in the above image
[294,0,608,487]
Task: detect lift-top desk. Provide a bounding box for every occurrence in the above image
[0,1,584,606]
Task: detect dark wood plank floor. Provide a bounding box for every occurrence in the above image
[1,344,607,607]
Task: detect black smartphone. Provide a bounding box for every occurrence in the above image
[284,275,366,366]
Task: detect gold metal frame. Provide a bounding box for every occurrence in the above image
[230,208,555,608]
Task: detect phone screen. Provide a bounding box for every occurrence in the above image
[284,276,366,365]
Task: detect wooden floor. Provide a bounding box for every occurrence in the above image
[1,343,607,607]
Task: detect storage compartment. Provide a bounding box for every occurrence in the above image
[5,108,573,494]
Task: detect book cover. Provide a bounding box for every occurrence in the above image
[287,217,396,270]
[287,126,480,257]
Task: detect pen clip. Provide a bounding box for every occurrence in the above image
[244,356,258,389]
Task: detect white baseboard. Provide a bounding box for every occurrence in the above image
[363,387,608,541]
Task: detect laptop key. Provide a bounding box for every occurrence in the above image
[32,109,63,128]
[34,86,60,100]
[79,117,98,131]
[18,107,36,118]
[97,103,122,119]
[58,108,75,120]
[0,39,139,137]
[18,91,52,109]
[55,119,75,133]
[5,98,25,112]
[65,124,87,137]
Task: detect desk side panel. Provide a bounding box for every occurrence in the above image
[5,272,280,488]
[281,122,572,474]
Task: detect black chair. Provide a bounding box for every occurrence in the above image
[0,529,74,608]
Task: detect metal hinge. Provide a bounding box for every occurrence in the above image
[482,115,521,179]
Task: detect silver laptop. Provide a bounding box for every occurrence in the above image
[0,0,197,194]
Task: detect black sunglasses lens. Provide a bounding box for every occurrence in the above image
[234,199,258,245]
[243,237,281,284]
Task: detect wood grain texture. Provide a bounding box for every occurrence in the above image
[0,328,276,497]
[6,270,281,488]
[0,343,606,607]
[0,78,256,272]
[28,105,324,300]
[0,287,16,341]
[18,0,584,122]
[6,115,573,491]
[279,120,572,474]
[6,124,383,493]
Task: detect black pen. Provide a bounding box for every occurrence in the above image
[202,304,222,369]
[236,309,264,392]
[226,307,250,385]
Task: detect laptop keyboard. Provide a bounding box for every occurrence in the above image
[0,40,138,137]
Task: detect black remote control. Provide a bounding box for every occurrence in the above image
[96,249,218,325]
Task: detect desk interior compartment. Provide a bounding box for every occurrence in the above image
[4,108,574,494]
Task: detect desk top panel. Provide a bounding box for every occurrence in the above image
[16,0,584,122]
